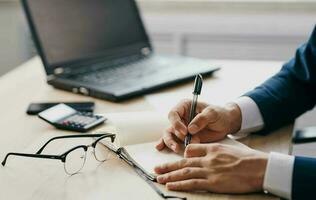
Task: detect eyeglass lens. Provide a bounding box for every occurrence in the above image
[64,147,87,175]
[94,137,112,162]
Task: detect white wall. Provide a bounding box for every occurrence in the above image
[0,2,32,76]
[139,1,316,60]
[0,0,315,76]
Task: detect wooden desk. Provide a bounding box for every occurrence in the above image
[0,57,292,200]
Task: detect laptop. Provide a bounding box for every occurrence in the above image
[22,0,219,102]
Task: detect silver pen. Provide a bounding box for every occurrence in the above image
[184,74,203,147]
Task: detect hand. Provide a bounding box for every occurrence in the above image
[154,144,268,193]
[156,99,242,153]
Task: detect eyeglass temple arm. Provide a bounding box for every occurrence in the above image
[2,152,61,166]
[36,133,115,154]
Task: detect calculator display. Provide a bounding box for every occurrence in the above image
[39,104,77,123]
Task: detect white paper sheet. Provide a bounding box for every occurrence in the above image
[105,112,169,146]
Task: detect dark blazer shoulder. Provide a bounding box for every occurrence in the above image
[245,26,316,133]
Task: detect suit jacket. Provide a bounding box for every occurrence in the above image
[245,25,316,200]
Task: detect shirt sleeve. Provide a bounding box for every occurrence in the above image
[228,96,264,139]
[264,152,295,200]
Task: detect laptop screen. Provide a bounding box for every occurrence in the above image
[24,0,150,70]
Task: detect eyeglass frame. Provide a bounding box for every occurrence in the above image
[1,133,116,175]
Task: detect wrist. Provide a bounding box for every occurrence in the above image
[242,151,268,191]
[253,152,268,191]
[224,103,242,134]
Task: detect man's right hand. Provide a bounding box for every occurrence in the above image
[156,99,242,153]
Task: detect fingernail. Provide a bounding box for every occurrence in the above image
[189,124,199,133]
[170,144,176,151]
[157,175,164,183]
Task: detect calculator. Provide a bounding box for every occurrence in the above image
[38,104,106,132]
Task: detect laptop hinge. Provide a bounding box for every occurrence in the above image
[141,47,151,56]
[54,67,74,74]
[54,67,64,75]
[48,67,68,80]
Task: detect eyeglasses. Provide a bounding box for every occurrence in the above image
[2,133,116,175]
[3,133,186,199]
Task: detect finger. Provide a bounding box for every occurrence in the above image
[168,100,191,134]
[166,179,209,191]
[168,111,187,135]
[188,107,219,134]
[190,135,200,144]
[174,130,185,141]
[162,131,181,153]
[184,144,208,158]
[157,167,207,184]
[189,128,228,144]
[155,138,165,151]
[154,158,202,174]
[197,130,227,142]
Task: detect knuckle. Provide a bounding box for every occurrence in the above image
[164,174,171,180]
[179,159,188,168]
[165,126,173,132]
[205,106,215,113]
[163,133,171,142]
[205,107,219,119]
[182,168,191,176]
[181,98,191,104]
[168,110,177,119]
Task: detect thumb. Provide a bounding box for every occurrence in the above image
[184,144,208,158]
[188,107,219,134]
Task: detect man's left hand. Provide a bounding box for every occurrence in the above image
[154,144,268,194]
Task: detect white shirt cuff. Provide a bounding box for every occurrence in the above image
[263,152,295,200]
[228,96,264,139]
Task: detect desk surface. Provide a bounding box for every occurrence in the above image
[0,57,292,200]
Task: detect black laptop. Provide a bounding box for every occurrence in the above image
[22,0,219,102]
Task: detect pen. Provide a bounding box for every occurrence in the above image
[184,74,203,147]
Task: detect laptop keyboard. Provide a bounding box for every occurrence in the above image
[73,56,212,91]
[78,58,160,85]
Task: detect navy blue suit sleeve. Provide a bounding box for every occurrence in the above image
[292,156,316,200]
[245,26,316,133]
